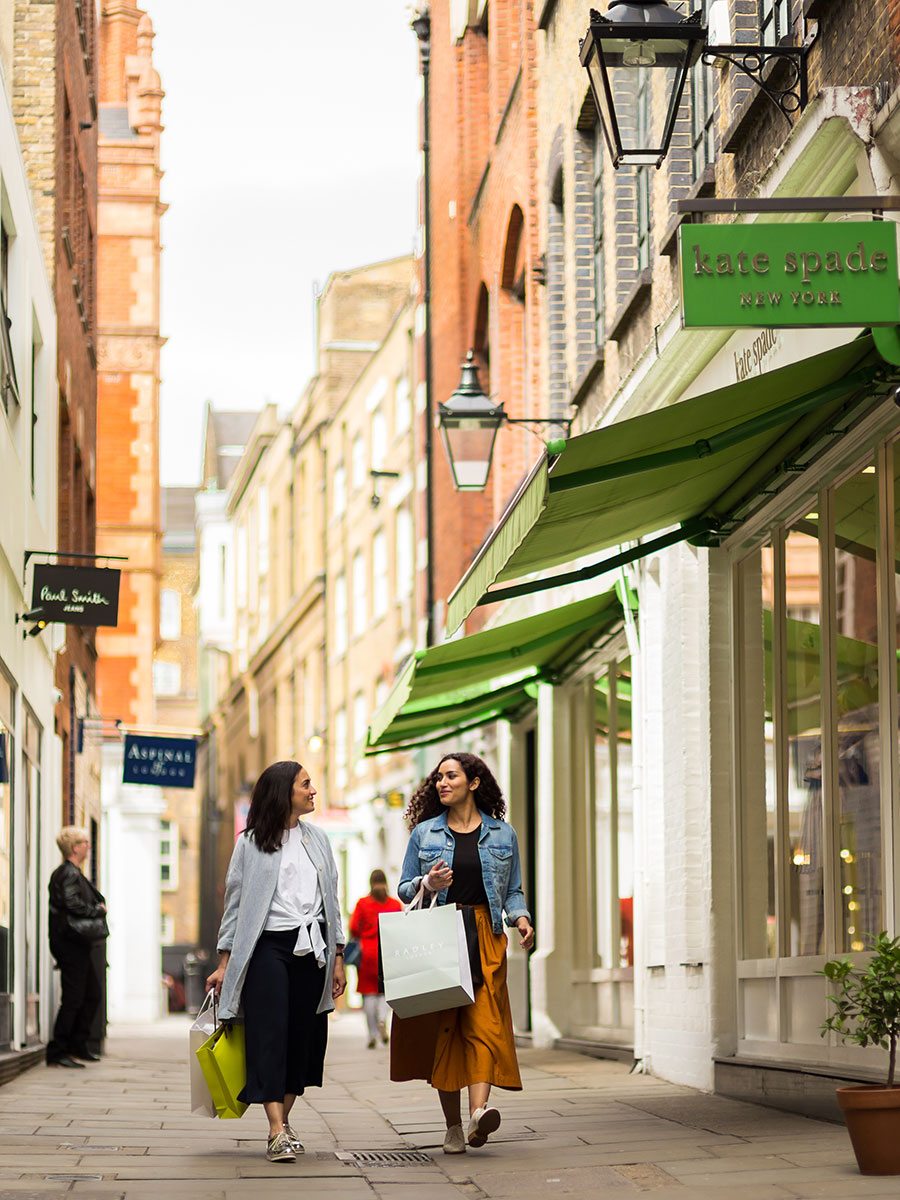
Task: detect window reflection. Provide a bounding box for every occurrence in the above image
[835,463,881,952]
[783,521,824,956]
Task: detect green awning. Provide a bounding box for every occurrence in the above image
[367,591,622,753]
[447,337,886,632]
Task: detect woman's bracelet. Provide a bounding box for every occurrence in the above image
[334,948,344,957]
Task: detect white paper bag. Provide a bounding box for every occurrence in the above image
[189,991,218,1117]
[379,888,475,1018]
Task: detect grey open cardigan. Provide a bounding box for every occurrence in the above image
[215,823,345,1021]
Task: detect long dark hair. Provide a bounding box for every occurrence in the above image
[405,752,506,830]
[245,760,300,853]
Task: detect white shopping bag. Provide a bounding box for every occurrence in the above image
[378,887,475,1018]
[189,991,218,1117]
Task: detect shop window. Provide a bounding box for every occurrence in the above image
[737,443,896,981]
[834,463,881,952]
[736,545,777,959]
[22,707,40,1040]
[594,662,634,971]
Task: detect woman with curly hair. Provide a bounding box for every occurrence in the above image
[391,752,534,1155]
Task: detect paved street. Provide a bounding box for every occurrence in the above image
[0,1012,887,1200]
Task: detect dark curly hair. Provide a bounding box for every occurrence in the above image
[245,760,301,853]
[405,752,506,830]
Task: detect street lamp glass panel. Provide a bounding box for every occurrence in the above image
[439,420,501,491]
[580,5,706,168]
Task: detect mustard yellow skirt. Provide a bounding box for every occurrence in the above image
[389,904,522,1092]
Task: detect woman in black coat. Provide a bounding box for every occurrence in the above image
[46,826,108,1067]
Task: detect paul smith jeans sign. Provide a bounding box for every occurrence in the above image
[32,564,121,626]
[123,734,197,789]
[680,221,900,328]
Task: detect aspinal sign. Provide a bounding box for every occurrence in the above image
[679,221,900,329]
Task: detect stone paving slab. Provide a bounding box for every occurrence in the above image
[0,1011,889,1198]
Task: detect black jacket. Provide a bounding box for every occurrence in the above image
[48,860,107,950]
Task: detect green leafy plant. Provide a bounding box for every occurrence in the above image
[820,931,900,1088]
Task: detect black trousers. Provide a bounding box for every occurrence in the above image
[47,940,102,1063]
[239,928,328,1104]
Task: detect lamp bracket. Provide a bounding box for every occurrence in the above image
[504,415,573,443]
[702,43,808,125]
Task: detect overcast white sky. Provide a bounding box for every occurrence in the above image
[144,1,422,486]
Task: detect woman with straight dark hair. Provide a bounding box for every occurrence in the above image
[391,752,534,1155]
[206,761,346,1163]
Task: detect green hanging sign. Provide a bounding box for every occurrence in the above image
[679,221,900,329]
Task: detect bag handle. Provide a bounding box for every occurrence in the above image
[404,881,439,914]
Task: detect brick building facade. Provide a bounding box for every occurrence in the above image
[95,2,164,728]
[7,0,101,831]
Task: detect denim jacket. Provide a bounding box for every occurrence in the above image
[398,811,531,935]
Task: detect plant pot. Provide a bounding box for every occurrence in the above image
[837,1085,900,1175]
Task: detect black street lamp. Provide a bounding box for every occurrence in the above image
[438,352,571,492]
[581,2,809,170]
[438,353,504,491]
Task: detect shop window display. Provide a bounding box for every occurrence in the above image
[738,440,896,993]
[594,663,634,969]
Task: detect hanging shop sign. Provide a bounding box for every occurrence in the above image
[679,221,900,329]
[123,734,197,789]
[31,564,121,626]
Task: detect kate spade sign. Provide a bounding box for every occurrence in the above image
[680,221,900,329]
[123,734,197,789]
[32,564,120,626]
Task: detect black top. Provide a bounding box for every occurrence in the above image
[445,828,489,907]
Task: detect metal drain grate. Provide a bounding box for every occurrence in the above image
[44,1175,104,1182]
[336,1149,432,1166]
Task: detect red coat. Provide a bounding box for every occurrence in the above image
[349,893,402,994]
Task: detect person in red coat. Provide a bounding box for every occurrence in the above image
[349,869,401,1048]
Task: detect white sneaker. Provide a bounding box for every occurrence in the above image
[443,1123,466,1154]
[467,1106,501,1147]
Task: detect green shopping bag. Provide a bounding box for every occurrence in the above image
[195,1022,248,1119]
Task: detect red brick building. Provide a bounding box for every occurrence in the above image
[418,1,543,634]
[95,3,165,727]
[9,0,101,826]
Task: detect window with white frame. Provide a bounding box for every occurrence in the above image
[333,462,346,517]
[159,588,181,641]
[258,484,269,576]
[334,705,348,790]
[592,124,606,346]
[333,572,347,656]
[593,663,635,975]
[352,690,367,775]
[153,660,181,697]
[160,819,178,890]
[351,434,365,491]
[690,0,715,178]
[351,550,367,638]
[759,0,792,44]
[395,508,413,598]
[394,376,411,437]
[371,408,387,471]
[372,530,388,619]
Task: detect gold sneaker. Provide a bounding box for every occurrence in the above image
[266,1131,296,1162]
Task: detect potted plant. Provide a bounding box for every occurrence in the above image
[820,931,900,1175]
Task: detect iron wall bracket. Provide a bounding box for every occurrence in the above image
[703,43,808,126]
